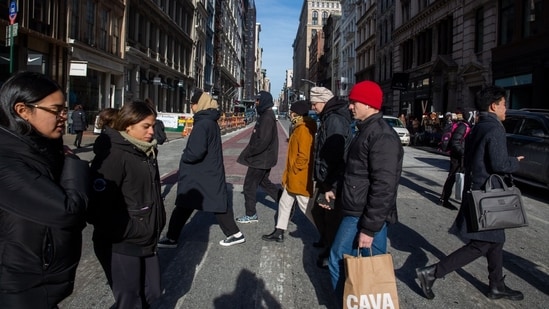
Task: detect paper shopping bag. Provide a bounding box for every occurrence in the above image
[454,172,465,200]
[343,253,399,309]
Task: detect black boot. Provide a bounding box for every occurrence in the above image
[487,278,524,301]
[262,229,284,242]
[416,264,437,299]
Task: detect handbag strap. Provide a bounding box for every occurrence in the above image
[485,174,510,191]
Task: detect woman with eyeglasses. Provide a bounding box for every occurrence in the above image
[88,100,166,308]
[0,71,89,308]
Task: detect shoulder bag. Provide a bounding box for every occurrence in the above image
[467,174,528,232]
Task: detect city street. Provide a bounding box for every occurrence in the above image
[59,119,549,309]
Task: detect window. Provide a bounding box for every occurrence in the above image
[438,17,453,55]
[85,0,96,45]
[417,29,432,65]
[523,0,542,38]
[402,39,413,70]
[312,11,318,25]
[520,118,545,137]
[499,0,515,45]
[29,0,51,35]
[474,7,484,53]
[112,17,120,55]
[402,0,410,23]
[322,11,329,25]
[70,0,80,39]
[98,9,108,50]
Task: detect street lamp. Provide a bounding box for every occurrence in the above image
[301,79,316,100]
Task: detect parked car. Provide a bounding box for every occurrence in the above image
[383,115,410,146]
[503,109,549,189]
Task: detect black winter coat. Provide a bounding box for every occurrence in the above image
[453,112,520,243]
[314,97,353,192]
[175,109,229,213]
[449,121,470,160]
[341,113,403,237]
[237,95,278,169]
[71,109,87,131]
[88,127,166,256]
[0,126,89,307]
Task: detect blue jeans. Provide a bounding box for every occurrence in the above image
[328,216,387,303]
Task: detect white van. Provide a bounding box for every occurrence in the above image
[383,115,410,146]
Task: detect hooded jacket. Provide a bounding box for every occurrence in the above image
[0,126,89,306]
[237,91,278,169]
[175,94,229,213]
[88,127,166,257]
[282,116,317,196]
[314,97,353,192]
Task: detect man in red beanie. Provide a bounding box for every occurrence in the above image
[320,80,404,302]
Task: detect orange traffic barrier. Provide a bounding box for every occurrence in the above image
[182,119,194,137]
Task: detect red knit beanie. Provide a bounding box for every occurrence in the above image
[349,80,383,110]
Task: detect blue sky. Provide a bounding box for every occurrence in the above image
[256,0,302,99]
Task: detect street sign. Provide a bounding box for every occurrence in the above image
[9,1,17,24]
[5,23,18,46]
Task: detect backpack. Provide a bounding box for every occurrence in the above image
[154,120,167,145]
[439,121,470,152]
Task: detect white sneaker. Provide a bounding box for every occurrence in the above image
[219,234,246,247]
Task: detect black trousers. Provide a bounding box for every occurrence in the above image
[166,205,240,241]
[94,244,161,309]
[243,167,280,216]
[311,187,342,257]
[435,240,504,287]
[73,130,84,147]
[441,156,462,202]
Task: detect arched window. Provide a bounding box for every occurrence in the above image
[312,11,318,25]
[322,11,329,25]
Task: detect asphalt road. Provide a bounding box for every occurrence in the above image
[58,119,549,309]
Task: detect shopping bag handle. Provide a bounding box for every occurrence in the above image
[356,248,374,258]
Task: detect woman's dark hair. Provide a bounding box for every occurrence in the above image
[113,101,157,131]
[475,86,507,112]
[97,107,119,129]
[0,71,64,134]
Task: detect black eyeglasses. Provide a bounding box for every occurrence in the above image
[26,104,68,118]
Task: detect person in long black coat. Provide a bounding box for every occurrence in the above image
[235,90,281,223]
[158,91,245,248]
[0,71,89,308]
[416,85,525,301]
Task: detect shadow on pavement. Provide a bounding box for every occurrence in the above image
[213,269,281,308]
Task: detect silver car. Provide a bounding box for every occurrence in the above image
[503,109,549,189]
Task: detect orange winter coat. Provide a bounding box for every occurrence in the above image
[282,117,317,196]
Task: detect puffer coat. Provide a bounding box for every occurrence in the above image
[341,113,403,237]
[0,126,89,308]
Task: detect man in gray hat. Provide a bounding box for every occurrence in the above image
[309,86,353,268]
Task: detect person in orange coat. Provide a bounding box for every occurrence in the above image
[262,100,317,242]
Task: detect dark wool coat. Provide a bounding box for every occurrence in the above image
[341,113,403,237]
[71,109,87,131]
[237,91,278,169]
[314,97,353,192]
[0,126,89,307]
[452,112,520,243]
[88,127,166,256]
[175,109,229,213]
